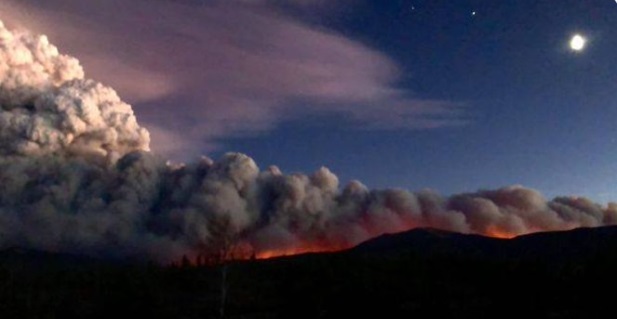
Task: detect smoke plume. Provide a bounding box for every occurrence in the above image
[0,20,615,262]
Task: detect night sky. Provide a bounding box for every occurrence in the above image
[2,0,616,201]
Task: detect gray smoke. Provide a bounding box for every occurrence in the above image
[0,20,615,263]
[0,20,149,161]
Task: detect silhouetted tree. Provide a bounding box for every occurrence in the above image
[181,255,192,268]
[201,215,242,319]
[196,254,204,267]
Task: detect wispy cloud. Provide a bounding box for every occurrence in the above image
[0,0,466,159]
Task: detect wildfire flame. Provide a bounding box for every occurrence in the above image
[256,245,343,260]
[193,224,592,264]
[254,228,523,260]
[485,227,518,239]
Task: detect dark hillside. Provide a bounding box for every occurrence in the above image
[2,226,617,318]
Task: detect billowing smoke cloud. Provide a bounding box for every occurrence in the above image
[0,20,149,160]
[0,21,615,263]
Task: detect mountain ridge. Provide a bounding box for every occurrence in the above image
[2,226,617,318]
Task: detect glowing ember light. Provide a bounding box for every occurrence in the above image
[254,228,525,260]
[189,226,587,265]
[485,228,517,239]
[256,245,344,260]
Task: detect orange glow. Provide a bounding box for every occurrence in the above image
[255,228,524,260]
[256,244,344,260]
[254,228,521,259]
[485,227,517,239]
[193,227,554,265]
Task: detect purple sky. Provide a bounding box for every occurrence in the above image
[0,0,466,157]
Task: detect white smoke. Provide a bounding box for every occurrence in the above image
[0,20,149,160]
[0,20,615,263]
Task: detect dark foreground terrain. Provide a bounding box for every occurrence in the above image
[2,226,617,318]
